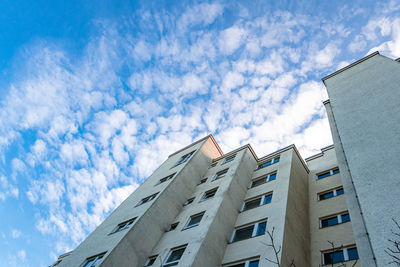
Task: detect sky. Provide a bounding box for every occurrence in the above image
[0,0,399,266]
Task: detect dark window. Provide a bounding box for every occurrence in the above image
[332,168,340,175]
[262,194,273,205]
[324,250,344,264]
[202,188,218,200]
[229,264,245,267]
[243,198,261,211]
[159,173,175,184]
[137,193,158,206]
[258,157,280,169]
[174,151,195,167]
[255,221,267,236]
[341,213,350,223]
[225,155,236,163]
[273,157,280,163]
[317,171,331,180]
[169,222,179,231]
[209,162,217,168]
[336,188,344,195]
[214,169,228,180]
[321,217,339,228]
[269,173,277,181]
[164,246,186,266]
[319,191,334,200]
[347,248,359,261]
[185,213,204,228]
[199,178,207,185]
[145,256,157,266]
[82,253,106,267]
[184,197,195,206]
[233,225,254,242]
[251,177,267,188]
[249,260,259,267]
[111,217,136,234]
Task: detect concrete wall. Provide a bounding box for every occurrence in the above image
[281,149,310,267]
[323,53,400,266]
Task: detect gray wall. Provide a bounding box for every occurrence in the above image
[323,53,400,266]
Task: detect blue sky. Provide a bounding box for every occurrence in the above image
[0,0,399,266]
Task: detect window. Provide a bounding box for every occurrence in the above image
[320,213,350,228]
[183,197,195,206]
[174,151,195,167]
[184,212,204,229]
[137,193,159,206]
[159,173,175,184]
[209,162,218,168]
[198,178,207,185]
[224,155,236,164]
[318,187,344,201]
[317,168,340,180]
[201,188,218,201]
[163,246,187,266]
[168,222,179,231]
[250,172,277,188]
[322,247,358,265]
[110,217,136,234]
[214,169,228,180]
[242,193,273,211]
[81,252,106,267]
[145,255,158,266]
[257,157,280,169]
[231,220,267,242]
[226,259,259,267]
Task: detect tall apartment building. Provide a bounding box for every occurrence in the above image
[53,52,399,267]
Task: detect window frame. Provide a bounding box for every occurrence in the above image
[183,212,205,230]
[183,197,195,206]
[250,172,277,188]
[163,245,187,267]
[224,258,260,267]
[223,154,236,164]
[317,167,340,180]
[320,212,351,228]
[167,222,179,231]
[209,162,218,168]
[231,219,268,243]
[158,173,176,185]
[110,217,137,234]
[257,157,280,170]
[173,151,195,167]
[213,168,229,181]
[200,187,218,201]
[241,192,273,212]
[145,255,158,266]
[198,178,207,185]
[322,246,358,265]
[136,192,159,206]
[318,187,344,201]
[80,252,107,267]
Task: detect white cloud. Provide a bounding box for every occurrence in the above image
[11,229,21,239]
[219,26,247,55]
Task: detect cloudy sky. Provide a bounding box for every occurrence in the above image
[0,0,399,266]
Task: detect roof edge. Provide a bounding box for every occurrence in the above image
[322,51,380,84]
[168,134,223,158]
[305,144,335,161]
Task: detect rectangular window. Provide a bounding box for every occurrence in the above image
[257,157,280,169]
[242,193,273,211]
[184,212,204,229]
[231,220,267,242]
[168,222,179,231]
[226,258,259,267]
[174,151,195,167]
[214,169,228,180]
[250,172,277,188]
[209,162,218,168]
[183,197,195,206]
[110,217,136,234]
[318,187,344,201]
[159,173,175,184]
[224,155,236,163]
[317,168,340,180]
[137,192,159,206]
[322,247,358,265]
[82,252,106,267]
[320,213,350,228]
[163,246,187,266]
[145,255,158,266]
[201,188,218,201]
[198,178,207,185]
